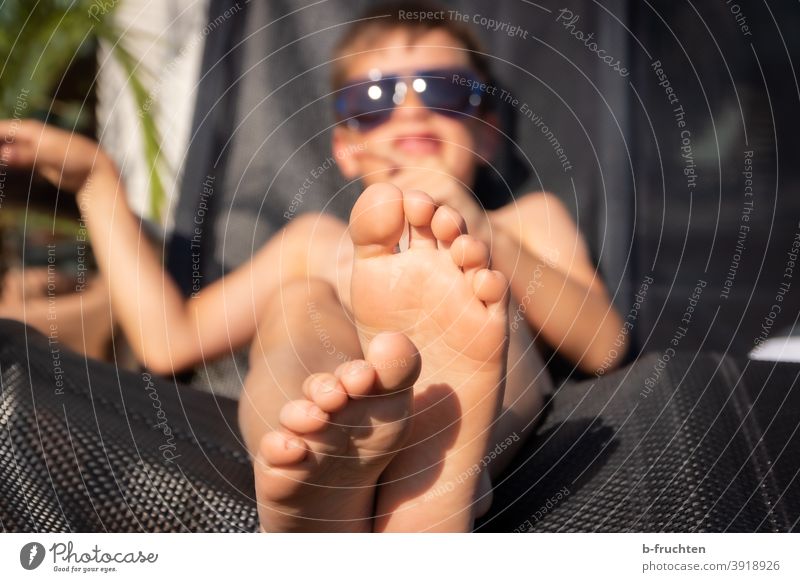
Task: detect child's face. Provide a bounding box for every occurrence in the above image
[333,29,496,189]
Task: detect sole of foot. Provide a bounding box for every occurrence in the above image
[255,331,420,532]
[349,183,509,532]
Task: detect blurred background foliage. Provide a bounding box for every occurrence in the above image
[1,0,100,129]
[0,0,165,278]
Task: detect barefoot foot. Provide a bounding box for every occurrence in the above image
[349,183,509,532]
[255,331,420,532]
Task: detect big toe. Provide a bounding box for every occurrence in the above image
[349,183,406,258]
[366,332,421,394]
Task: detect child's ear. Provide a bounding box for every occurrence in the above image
[475,112,501,165]
[333,126,361,179]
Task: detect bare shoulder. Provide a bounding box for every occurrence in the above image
[491,191,599,287]
[493,190,573,224]
[491,191,580,248]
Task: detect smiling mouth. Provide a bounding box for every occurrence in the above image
[393,133,441,155]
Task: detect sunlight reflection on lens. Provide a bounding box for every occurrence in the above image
[393,81,407,105]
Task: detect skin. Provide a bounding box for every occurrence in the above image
[0,268,112,359]
[0,31,625,377]
[333,29,626,374]
[0,28,627,532]
[0,120,322,375]
[347,184,509,531]
[272,27,623,527]
[256,184,510,532]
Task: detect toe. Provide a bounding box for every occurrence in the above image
[302,373,348,412]
[366,332,421,393]
[279,400,330,434]
[259,431,308,466]
[349,183,406,258]
[335,359,377,398]
[430,205,467,249]
[403,189,438,249]
[473,269,509,313]
[450,235,490,276]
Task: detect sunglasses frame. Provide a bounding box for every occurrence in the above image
[334,67,486,131]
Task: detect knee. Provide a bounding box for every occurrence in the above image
[285,212,345,242]
[250,277,340,362]
[258,277,337,327]
[283,277,337,307]
[285,212,320,238]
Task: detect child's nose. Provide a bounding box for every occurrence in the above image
[392,84,430,120]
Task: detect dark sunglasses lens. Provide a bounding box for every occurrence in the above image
[417,74,479,116]
[336,71,483,130]
[336,80,394,130]
[352,109,393,131]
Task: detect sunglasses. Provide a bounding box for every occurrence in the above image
[334,68,486,131]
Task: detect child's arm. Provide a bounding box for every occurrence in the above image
[485,193,627,374]
[0,120,304,374]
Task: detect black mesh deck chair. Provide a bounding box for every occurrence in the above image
[2,318,798,532]
[4,0,800,533]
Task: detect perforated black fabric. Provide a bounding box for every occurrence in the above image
[477,353,800,532]
[2,319,798,532]
[0,319,257,532]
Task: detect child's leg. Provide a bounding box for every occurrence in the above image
[237,211,363,450]
[239,213,405,532]
[239,224,420,532]
[237,214,367,530]
[239,278,362,451]
[252,329,419,532]
[241,278,420,532]
[489,322,551,477]
[467,322,550,517]
[348,184,510,532]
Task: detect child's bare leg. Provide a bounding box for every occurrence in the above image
[237,211,356,450]
[253,331,420,533]
[240,279,420,532]
[348,183,509,532]
[492,324,550,474]
[470,323,550,516]
[239,278,362,450]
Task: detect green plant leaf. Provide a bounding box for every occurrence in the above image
[0,0,168,222]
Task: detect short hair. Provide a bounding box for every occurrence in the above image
[331,1,492,91]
